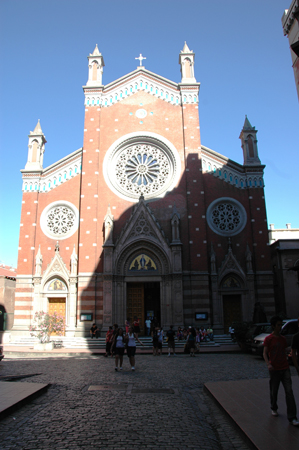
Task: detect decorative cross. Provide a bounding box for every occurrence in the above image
[135,54,146,66]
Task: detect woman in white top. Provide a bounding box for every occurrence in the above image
[125,326,144,371]
[112,328,125,371]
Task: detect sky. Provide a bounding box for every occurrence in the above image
[0,0,298,268]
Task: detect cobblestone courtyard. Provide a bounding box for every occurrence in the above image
[1,352,295,450]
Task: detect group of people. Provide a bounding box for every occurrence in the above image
[176,326,213,343]
[104,323,144,371]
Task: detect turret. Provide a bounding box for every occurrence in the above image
[86,44,105,86]
[25,120,46,171]
[179,42,196,84]
[239,116,261,165]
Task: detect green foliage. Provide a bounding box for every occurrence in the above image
[29,311,64,343]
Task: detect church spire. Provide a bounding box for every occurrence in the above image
[239,116,261,165]
[179,42,196,83]
[25,120,47,171]
[86,45,105,86]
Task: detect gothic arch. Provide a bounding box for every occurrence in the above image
[115,240,171,277]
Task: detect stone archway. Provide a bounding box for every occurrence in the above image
[220,275,245,333]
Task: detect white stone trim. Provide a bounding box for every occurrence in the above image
[84,72,199,108]
[22,150,82,193]
[201,147,264,189]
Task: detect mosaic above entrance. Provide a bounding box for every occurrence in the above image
[129,254,157,271]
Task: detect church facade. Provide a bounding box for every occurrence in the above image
[13,44,275,338]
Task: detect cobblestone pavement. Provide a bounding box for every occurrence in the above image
[1,353,296,450]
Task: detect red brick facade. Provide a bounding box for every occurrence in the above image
[13,45,274,338]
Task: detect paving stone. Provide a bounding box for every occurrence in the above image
[0,353,296,449]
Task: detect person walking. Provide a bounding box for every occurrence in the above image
[112,328,125,371]
[125,326,144,371]
[186,327,196,357]
[263,315,299,426]
[157,327,164,355]
[166,325,176,356]
[105,326,114,357]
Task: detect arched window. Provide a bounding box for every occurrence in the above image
[92,61,97,81]
[184,58,192,78]
[247,135,254,158]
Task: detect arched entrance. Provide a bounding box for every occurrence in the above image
[221,275,244,332]
[45,277,68,336]
[127,282,160,335]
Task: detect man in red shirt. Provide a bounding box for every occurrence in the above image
[263,315,299,426]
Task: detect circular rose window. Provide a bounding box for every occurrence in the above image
[206,198,247,236]
[103,132,181,201]
[40,201,79,240]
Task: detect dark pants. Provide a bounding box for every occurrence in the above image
[269,368,297,421]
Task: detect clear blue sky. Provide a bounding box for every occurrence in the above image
[0,0,298,268]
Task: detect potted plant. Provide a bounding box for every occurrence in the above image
[30,311,65,350]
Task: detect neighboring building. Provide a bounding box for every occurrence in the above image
[0,264,16,340]
[13,44,275,338]
[269,224,299,318]
[282,0,299,101]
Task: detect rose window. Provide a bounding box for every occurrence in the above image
[47,206,75,235]
[104,134,180,201]
[40,201,79,240]
[207,198,247,236]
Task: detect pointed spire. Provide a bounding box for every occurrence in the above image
[30,119,44,135]
[181,41,191,53]
[243,115,254,130]
[91,44,101,56]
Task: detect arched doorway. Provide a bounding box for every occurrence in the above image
[127,281,160,335]
[221,275,244,332]
[45,277,68,335]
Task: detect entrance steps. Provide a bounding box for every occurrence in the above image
[5,334,234,349]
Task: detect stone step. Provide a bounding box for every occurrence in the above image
[6,335,234,349]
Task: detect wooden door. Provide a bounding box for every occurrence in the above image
[127,283,144,335]
[223,295,242,333]
[48,298,65,336]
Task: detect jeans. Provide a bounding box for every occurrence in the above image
[269,368,297,421]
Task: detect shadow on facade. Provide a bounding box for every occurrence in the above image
[77,151,268,342]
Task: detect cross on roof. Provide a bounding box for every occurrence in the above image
[135,53,146,66]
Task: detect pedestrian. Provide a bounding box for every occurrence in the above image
[133,316,140,336]
[166,325,176,356]
[186,327,196,357]
[105,326,114,357]
[111,323,119,357]
[145,316,151,336]
[125,326,144,371]
[125,317,130,334]
[263,315,299,426]
[152,328,159,356]
[112,327,125,371]
[157,326,164,355]
[291,316,299,376]
[195,328,201,353]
